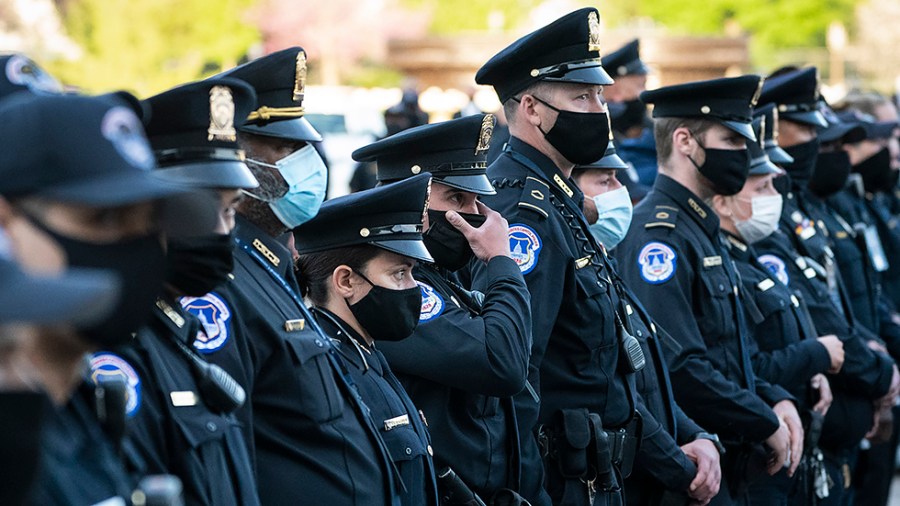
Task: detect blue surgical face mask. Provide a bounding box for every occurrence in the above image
[246,144,327,229]
[588,185,632,249]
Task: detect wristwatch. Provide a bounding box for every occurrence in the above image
[690,432,726,456]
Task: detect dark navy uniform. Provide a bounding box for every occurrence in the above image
[293,174,440,506]
[473,10,645,504]
[101,300,259,506]
[199,217,398,506]
[353,113,532,501]
[28,382,135,505]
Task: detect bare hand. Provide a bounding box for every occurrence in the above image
[817,335,844,374]
[771,400,803,476]
[445,201,510,262]
[680,439,721,504]
[810,374,832,416]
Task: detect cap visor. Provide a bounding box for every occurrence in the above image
[544,64,614,86]
[437,174,496,195]
[578,153,630,171]
[239,117,323,143]
[863,121,899,140]
[749,159,785,176]
[153,161,259,190]
[784,110,828,128]
[819,123,866,144]
[373,239,434,263]
[0,263,120,326]
[40,170,189,206]
[722,120,757,141]
[765,145,794,165]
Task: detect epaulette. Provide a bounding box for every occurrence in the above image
[518,177,552,219]
[644,205,678,230]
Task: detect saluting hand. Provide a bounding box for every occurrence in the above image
[446,200,511,262]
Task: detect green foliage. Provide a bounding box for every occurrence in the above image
[46,0,259,96]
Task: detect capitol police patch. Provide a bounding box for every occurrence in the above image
[758,254,789,286]
[508,224,542,274]
[637,242,677,284]
[180,292,232,354]
[417,281,445,323]
[89,353,141,417]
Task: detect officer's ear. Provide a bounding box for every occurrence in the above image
[673,127,695,157]
[332,265,357,301]
[518,94,544,128]
[710,194,733,220]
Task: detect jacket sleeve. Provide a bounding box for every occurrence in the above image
[635,399,697,492]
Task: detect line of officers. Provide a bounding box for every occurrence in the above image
[2,6,900,506]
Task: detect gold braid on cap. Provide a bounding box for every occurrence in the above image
[246,106,305,122]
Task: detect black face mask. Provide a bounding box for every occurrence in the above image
[610,99,647,133]
[687,135,751,196]
[423,209,486,271]
[782,138,821,188]
[854,147,896,193]
[166,233,234,297]
[532,96,610,165]
[347,270,422,342]
[809,150,852,197]
[44,230,166,347]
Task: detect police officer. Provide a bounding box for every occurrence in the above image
[0,91,191,504]
[753,72,897,504]
[617,76,804,506]
[601,39,656,192]
[711,116,842,505]
[87,78,261,506]
[353,114,532,504]
[573,147,723,506]
[294,174,439,506]
[191,48,400,505]
[473,8,645,505]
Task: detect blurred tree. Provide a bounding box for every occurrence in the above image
[44,0,258,96]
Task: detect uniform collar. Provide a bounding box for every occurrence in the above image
[506,136,584,206]
[313,307,383,375]
[235,214,294,278]
[722,231,752,262]
[653,174,720,238]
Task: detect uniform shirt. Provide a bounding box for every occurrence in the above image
[27,382,134,505]
[100,299,259,506]
[0,392,45,506]
[192,215,398,506]
[378,257,530,498]
[314,307,439,506]
[618,174,785,444]
[870,192,900,307]
[470,136,638,504]
[755,228,894,451]
[723,232,831,407]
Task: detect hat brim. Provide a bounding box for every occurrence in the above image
[819,123,866,144]
[721,120,757,141]
[152,161,259,190]
[765,145,794,165]
[38,169,189,206]
[863,121,899,140]
[435,174,496,196]
[577,153,630,171]
[542,64,615,87]
[0,262,120,326]
[239,117,323,143]
[749,158,785,176]
[783,110,828,128]
[372,239,434,263]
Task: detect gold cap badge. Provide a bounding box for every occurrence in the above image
[208,85,236,142]
[475,114,494,154]
[293,51,307,103]
[588,11,602,53]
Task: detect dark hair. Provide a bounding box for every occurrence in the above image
[296,244,381,305]
[653,117,717,167]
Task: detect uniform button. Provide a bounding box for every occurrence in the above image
[779,300,785,307]
[636,330,643,337]
[427,445,434,456]
[206,421,217,432]
[405,447,412,455]
[718,284,725,292]
[314,339,324,348]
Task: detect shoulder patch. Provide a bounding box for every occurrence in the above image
[179,292,232,354]
[637,241,677,284]
[644,205,679,230]
[758,254,789,286]
[518,177,552,219]
[89,353,141,418]
[508,223,543,274]
[417,281,445,323]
